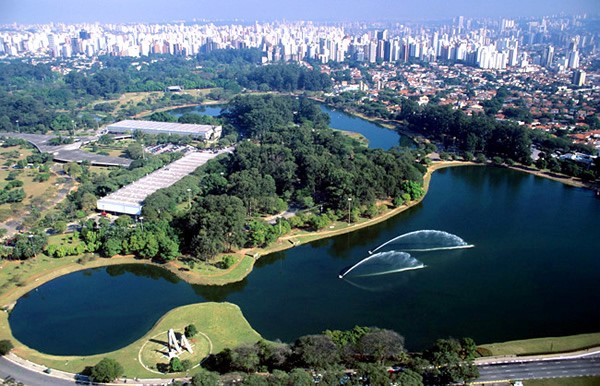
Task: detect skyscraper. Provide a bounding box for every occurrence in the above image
[568,50,580,69]
[572,70,586,87]
[542,45,554,68]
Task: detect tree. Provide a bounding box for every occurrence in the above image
[324,326,370,349]
[355,328,405,365]
[170,357,184,372]
[125,142,145,160]
[256,340,292,371]
[287,368,314,386]
[185,324,198,338]
[64,162,83,179]
[91,358,123,383]
[293,334,340,369]
[185,195,247,260]
[354,362,390,386]
[53,221,67,234]
[241,373,269,386]
[191,368,221,386]
[231,344,261,373]
[268,369,289,385]
[422,338,479,385]
[394,368,423,386]
[0,340,13,355]
[222,255,236,269]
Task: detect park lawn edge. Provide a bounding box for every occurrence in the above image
[1,161,598,378]
[524,376,600,386]
[0,161,472,378]
[2,302,261,379]
[479,332,600,357]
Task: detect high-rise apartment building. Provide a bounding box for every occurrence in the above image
[573,69,586,86]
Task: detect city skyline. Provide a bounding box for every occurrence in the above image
[0,0,598,24]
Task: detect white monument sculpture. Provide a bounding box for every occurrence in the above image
[180,334,193,354]
[165,328,194,358]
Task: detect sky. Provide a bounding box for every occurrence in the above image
[0,0,598,24]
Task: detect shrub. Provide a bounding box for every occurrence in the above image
[170,357,184,372]
[0,339,13,355]
[185,324,198,338]
[222,255,236,269]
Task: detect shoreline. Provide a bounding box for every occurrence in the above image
[4,158,591,304]
[1,160,598,379]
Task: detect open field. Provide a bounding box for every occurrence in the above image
[0,145,61,224]
[2,302,260,379]
[333,129,368,146]
[117,89,218,108]
[480,333,600,356]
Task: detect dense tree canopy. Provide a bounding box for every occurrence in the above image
[202,327,478,386]
[174,95,425,260]
[91,358,123,383]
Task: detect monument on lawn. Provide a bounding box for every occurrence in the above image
[165,328,194,358]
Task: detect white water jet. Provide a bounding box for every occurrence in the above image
[350,264,426,278]
[369,230,473,255]
[339,251,424,279]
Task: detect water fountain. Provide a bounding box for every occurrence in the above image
[369,230,474,254]
[340,230,473,279]
[339,251,425,279]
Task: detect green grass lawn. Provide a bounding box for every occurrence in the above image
[3,302,261,379]
[525,376,600,386]
[480,333,600,356]
[0,253,262,378]
[168,254,255,286]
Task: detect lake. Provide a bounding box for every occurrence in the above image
[9,166,600,355]
[166,103,411,150]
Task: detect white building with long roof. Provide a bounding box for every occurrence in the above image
[96,149,231,215]
[106,120,222,141]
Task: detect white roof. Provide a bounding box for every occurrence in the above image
[97,149,232,215]
[107,120,218,135]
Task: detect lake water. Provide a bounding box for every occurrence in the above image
[10,167,600,355]
[166,104,223,118]
[319,105,412,150]
[167,103,410,150]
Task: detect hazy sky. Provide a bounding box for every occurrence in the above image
[0,0,598,24]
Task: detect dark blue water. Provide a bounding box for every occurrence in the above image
[319,105,411,150]
[167,104,224,118]
[10,167,600,355]
[167,103,409,150]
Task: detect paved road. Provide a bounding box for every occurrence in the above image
[0,355,178,385]
[0,356,77,386]
[477,357,600,382]
[3,351,600,385]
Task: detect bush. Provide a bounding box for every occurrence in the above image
[222,255,236,269]
[181,359,193,371]
[170,357,184,372]
[393,196,404,207]
[91,358,123,383]
[185,324,198,338]
[0,339,13,355]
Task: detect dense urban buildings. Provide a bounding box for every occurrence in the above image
[0,15,595,72]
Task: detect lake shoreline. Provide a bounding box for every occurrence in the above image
[2,161,599,378]
[2,158,591,303]
[0,160,475,312]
